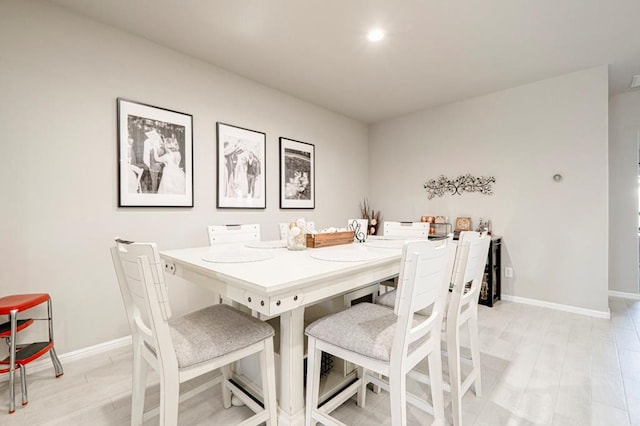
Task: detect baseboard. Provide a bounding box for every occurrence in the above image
[0,335,131,382]
[501,294,610,319]
[609,290,640,300]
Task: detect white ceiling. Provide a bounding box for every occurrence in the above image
[48,0,640,123]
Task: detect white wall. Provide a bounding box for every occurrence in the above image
[0,1,369,352]
[369,66,609,314]
[609,91,640,294]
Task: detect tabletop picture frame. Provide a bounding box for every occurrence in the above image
[117,98,193,207]
[279,137,315,209]
[216,122,266,209]
[455,217,472,231]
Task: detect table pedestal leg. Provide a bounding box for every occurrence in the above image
[278,307,305,425]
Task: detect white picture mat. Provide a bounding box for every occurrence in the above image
[280,137,315,209]
[217,123,266,208]
[118,99,193,207]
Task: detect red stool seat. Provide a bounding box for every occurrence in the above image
[0,294,50,315]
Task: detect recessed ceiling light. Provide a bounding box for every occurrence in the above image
[367,29,385,42]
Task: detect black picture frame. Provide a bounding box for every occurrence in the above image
[279,137,315,209]
[117,98,193,207]
[216,122,267,209]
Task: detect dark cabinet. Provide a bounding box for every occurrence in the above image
[479,237,501,307]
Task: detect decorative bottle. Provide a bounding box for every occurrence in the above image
[287,218,307,250]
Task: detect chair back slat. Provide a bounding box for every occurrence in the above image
[113,241,171,319]
[391,239,455,359]
[461,233,488,285]
[111,240,176,363]
[392,237,454,315]
[111,246,138,333]
[411,255,451,313]
[449,232,491,319]
[383,221,429,239]
[208,224,261,245]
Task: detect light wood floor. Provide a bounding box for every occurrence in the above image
[1,297,639,425]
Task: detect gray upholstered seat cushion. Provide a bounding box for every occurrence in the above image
[169,304,274,369]
[376,290,396,309]
[305,303,428,362]
[377,289,434,316]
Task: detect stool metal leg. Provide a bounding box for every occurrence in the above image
[8,309,17,414]
[47,298,63,377]
[19,364,27,406]
[49,348,63,377]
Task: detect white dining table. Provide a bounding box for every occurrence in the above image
[160,240,402,426]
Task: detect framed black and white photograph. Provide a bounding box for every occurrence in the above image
[117,98,193,207]
[279,137,315,209]
[216,122,266,209]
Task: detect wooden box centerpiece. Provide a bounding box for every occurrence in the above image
[306,231,354,248]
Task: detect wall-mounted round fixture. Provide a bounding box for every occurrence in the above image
[552,173,563,182]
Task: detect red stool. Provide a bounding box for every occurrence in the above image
[0,294,63,413]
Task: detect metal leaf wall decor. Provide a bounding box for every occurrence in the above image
[423,174,495,199]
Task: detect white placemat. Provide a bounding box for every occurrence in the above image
[309,248,386,262]
[201,251,274,263]
[245,240,287,249]
[363,239,406,249]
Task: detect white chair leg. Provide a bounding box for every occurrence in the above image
[357,367,367,407]
[260,339,278,426]
[221,364,233,409]
[427,342,445,423]
[305,337,321,426]
[131,342,147,426]
[371,283,379,303]
[447,324,463,426]
[468,314,482,397]
[372,372,382,394]
[389,372,407,426]
[159,372,180,426]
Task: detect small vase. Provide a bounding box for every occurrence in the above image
[287,219,307,251]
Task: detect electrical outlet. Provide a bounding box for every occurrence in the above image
[504,267,513,278]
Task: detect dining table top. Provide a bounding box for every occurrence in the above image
[160,238,404,297]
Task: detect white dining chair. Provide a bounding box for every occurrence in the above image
[305,238,456,426]
[383,221,430,239]
[208,224,262,308]
[376,231,490,426]
[208,224,260,245]
[376,233,453,315]
[110,239,278,426]
[440,231,490,426]
[378,221,430,294]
